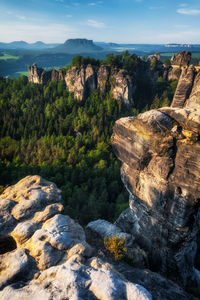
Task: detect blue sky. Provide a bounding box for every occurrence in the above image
[0,0,200,43]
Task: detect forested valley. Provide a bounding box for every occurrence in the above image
[0,53,178,225]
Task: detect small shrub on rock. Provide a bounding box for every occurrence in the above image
[104,236,127,261]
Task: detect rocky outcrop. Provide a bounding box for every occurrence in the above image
[167,66,182,81]
[28,64,64,84]
[171,65,196,108]
[97,65,110,96]
[111,75,200,289]
[148,53,165,80]
[28,64,135,105]
[171,51,191,66]
[185,71,200,109]
[0,175,153,300]
[110,69,136,105]
[65,64,97,101]
[64,65,136,104]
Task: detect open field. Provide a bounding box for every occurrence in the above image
[0,53,20,60]
[15,71,29,77]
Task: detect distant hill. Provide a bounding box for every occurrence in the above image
[0,41,59,50]
[52,39,102,53]
[94,42,119,49]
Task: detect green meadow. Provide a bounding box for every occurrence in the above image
[0,53,20,60]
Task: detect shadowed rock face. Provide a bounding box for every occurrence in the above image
[111,74,200,287]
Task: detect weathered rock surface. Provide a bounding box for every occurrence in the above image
[28,63,136,105]
[171,65,196,108]
[0,176,154,300]
[65,64,97,101]
[171,51,191,66]
[115,263,197,300]
[185,71,200,109]
[167,66,181,81]
[64,64,136,104]
[97,65,110,95]
[28,64,64,84]
[111,73,200,289]
[111,69,135,105]
[86,219,147,268]
[86,219,134,246]
[148,53,165,80]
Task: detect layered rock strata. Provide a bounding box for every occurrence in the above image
[111,75,200,287]
[171,65,196,108]
[0,176,153,300]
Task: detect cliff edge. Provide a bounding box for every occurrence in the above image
[111,62,200,289]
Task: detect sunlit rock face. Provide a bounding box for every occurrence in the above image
[170,51,191,66]
[28,64,64,84]
[28,63,136,105]
[65,64,97,101]
[111,69,200,287]
[171,65,196,108]
[110,68,136,106]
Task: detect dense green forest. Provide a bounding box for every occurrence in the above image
[0,53,178,225]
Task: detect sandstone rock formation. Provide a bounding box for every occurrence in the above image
[148,53,165,80]
[65,64,97,101]
[111,66,200,289]
[167,66,182,81]
[28,64,64,84]
[110,69,135,106]
[0,175,153,300]
[28,64,136,105]
[171,51,191,66]
[171,65,196,108]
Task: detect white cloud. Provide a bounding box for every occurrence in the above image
[154,29,200,43]
[179,3,188,8]
[0,23,76,43]
[174,24,190,29]
[87,19,105,28]
[16,15,26,20]
[149,6,164,10]
[177,8,200,15]
[88,1,102,6]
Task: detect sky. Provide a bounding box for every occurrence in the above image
[0,0,200,44]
